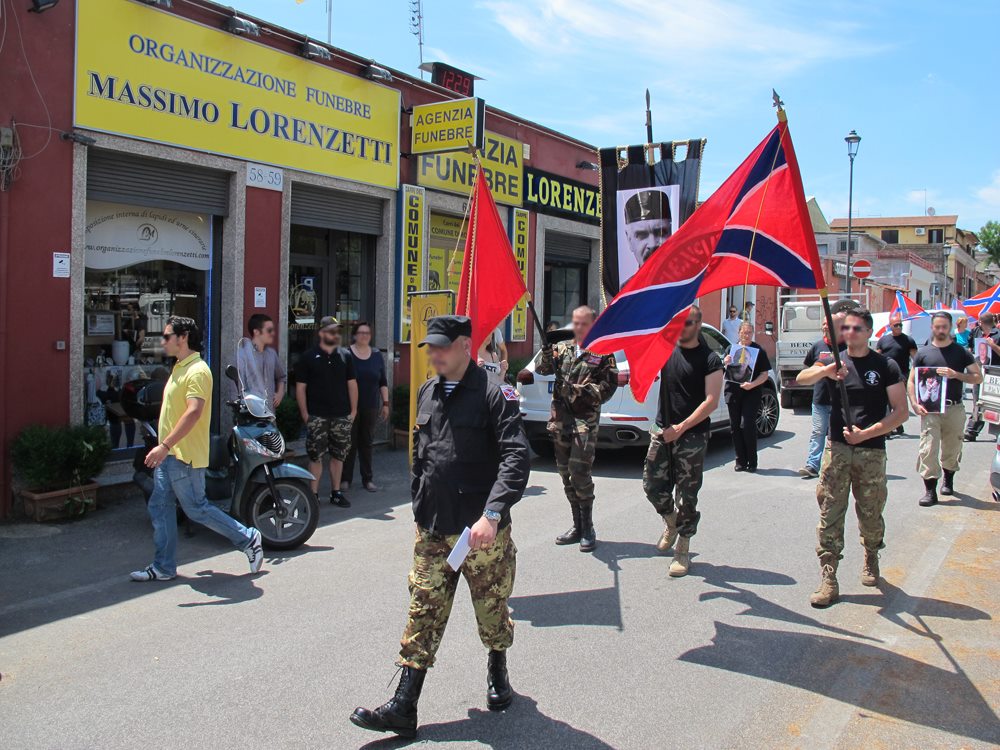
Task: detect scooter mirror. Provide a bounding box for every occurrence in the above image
[225,364,240,383]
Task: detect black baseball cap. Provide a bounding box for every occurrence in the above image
[418,315,472,347]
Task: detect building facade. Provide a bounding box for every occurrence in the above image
[0,0,602,514]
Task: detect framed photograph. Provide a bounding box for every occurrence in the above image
[86,311,116,337]
[615,185,680,286]
[974,337,991,366]
[725,345,759,384]
[915,367,946,414]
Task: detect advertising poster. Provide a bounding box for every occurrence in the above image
[509,208,530,341]
[397,185,425,342]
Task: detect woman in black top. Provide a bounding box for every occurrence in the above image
[344,322,389,492]
[723,322,772,472]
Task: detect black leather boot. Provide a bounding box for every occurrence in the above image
[919,478,938,507]
[554,505,582,545]
[579,505,596,552]
[486,650,513,711]
[350,666,426,737]
[941,469,955,496]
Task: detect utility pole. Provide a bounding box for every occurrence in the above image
[410,0,425,78]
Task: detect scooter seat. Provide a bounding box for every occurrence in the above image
[208,435,229,470]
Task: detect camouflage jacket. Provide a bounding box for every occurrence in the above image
[537,341,618,434]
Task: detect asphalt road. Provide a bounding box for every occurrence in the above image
[1,409,997,750]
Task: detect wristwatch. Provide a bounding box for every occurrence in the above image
[483,509,502,522]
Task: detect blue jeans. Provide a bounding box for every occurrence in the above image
[147,455,253,576]
[807,403,832,472]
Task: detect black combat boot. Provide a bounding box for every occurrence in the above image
[350,666,426,738]
[579,505,597,552]
[486,650,513,711]
[919,478,938,507]
[554,504,582,545]
[941,469,955,496]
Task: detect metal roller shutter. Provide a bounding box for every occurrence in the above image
[87,150,230,216]
[290,183,384,235]
[545,231,592,263]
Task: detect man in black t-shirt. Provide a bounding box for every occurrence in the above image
[797,308,908,608]
[876,313,917,437]
[295,316,358,507]
[797,309,848,478]
[964,312,1000,440]
[643,305,723,578]
[910,312,982,505]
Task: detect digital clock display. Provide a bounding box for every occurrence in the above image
[431,63,475,97]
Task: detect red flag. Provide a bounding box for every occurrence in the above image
[456,170,528,350]
[584,116,824,401]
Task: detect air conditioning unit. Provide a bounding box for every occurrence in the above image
[915,227,926,236]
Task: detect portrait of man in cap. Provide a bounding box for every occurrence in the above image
[616,185,679,286]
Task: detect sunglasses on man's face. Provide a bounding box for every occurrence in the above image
[685,319,700,328]
[161,332,176,341]
[841,324,866,333]
[891,323,903,329]
[263,326,275,334]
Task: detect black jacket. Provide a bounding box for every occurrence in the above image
[411,362,530,534]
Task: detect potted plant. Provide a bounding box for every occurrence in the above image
[11,424,111,521]
[391,384,410,450]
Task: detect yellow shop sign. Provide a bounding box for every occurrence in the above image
[411,97,485,154]
[75,0,400,189]
[417,131,523,206]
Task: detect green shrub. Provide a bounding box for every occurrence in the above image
[11,424,112,491]
[275,396,304,442]
[391,384,410,430]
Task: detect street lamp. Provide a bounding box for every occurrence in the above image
[843,129,861,292]
[942,243,952,306]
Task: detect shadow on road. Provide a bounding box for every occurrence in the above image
[177,569,268,607]
[357,696,616,749]
[680,621,1000,745]
[940,490,998,511]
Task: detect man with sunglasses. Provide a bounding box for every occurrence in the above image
[721,304,742,343]
[130,316,264,582]
[797,308,908,607]
[242,313,286,411]
[876,313,917,437]
[644,305,723,578]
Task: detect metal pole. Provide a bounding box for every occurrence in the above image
[326,0,332,44]
[845,153,855,294]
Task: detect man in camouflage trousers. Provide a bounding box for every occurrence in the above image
[797,308,907,607]
[350,316,529,739]
[537,305,618,552]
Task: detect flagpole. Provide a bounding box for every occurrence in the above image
[774,91,852,428]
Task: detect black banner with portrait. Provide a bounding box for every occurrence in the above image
[599,139,706,300]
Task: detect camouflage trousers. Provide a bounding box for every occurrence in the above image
[305,415,352,462]
[553,426,598,509]
[398,525,516,670]
[815,441,888,560]
[643,428,709,538]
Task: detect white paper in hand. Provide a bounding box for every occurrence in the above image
[447,527,473,571]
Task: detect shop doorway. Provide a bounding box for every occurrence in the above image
[288,225,375,375]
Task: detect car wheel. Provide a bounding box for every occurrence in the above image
[529,437,554,458]
[780,389,794,410]
[757,388,780,438]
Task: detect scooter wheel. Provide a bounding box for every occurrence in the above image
[240,478,319,550]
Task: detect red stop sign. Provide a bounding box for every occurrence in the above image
[852,259,872,279]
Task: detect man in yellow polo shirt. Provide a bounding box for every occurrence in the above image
[130,316,264,581]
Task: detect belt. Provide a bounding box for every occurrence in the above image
[945,400,962,406]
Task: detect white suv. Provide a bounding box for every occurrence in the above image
[515,323,780,456]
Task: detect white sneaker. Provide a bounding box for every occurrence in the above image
[245,528,264,574]
[130,565,175,582]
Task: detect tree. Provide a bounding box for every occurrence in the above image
[980,220,1000,267]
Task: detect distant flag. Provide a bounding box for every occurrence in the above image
[456,170,529,351]
[951,296,961,310]
[584,111,824,401]
[961,281,1000,319]
[874,290,928,337]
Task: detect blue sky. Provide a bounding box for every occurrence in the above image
[233,0,999,233]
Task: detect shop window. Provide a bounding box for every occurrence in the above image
[83,201,217,453]
[427,212,467,294]
[544,265,587,327]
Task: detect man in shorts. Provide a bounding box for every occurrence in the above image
[295,316,358,507]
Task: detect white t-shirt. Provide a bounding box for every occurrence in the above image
[721,317,743,343]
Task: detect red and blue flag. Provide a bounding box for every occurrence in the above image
[584,117,824,401]
[961,281,1000,319]
[874,291,928,337]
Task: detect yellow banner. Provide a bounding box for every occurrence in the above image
[411,97,484,154]
[428,213,467,294]
[75,0,400,189]
[398,185,425,342]
[408,291,455,462]
[416,131,523,205]
[510,208,530,341]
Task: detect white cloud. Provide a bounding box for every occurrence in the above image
[975,170,1000,211]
